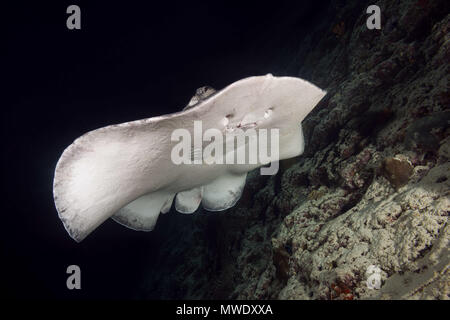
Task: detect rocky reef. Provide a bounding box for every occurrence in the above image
[141,0,449,300]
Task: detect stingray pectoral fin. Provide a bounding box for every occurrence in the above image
[112,191,173,231]
[175,187,203,214]
[202,172,247,211]
[53,121,174,242]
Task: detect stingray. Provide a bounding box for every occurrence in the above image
[53,74,326,241]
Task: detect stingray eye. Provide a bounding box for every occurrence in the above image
[264,108,273,119]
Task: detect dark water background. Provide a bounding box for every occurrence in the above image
[3,1,330,298]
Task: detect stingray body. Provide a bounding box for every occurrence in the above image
[53,74,326,241]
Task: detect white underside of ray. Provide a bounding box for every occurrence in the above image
[116,169,247,230]
[202,172,247,211]
[175,187,203,214]
[53,74,326,241]
[112,191,174,231]
[161,194,175,214]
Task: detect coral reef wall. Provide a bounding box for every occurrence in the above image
[141,0,449,299]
